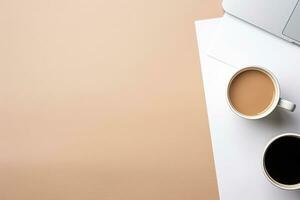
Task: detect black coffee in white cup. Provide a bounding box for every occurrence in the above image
[263,133,300,190]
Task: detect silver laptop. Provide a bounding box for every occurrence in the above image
[223,0,300,45]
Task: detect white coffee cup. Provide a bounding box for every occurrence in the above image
[226,66,296,119]
[262,133,300,190]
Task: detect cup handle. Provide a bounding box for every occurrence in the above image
[277,98,296,112]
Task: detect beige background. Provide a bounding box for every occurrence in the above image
[0,0,223,199]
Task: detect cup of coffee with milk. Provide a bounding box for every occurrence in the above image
[226,66,300,190]
[227,66,295,119]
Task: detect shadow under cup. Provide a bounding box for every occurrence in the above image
[263,134,300,190]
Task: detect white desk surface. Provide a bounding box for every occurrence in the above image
[195,15,300,200]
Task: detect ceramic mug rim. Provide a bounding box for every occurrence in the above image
[226,66,280,120]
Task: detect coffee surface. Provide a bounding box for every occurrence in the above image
[264,136,300,185]
[229,69,275,116]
